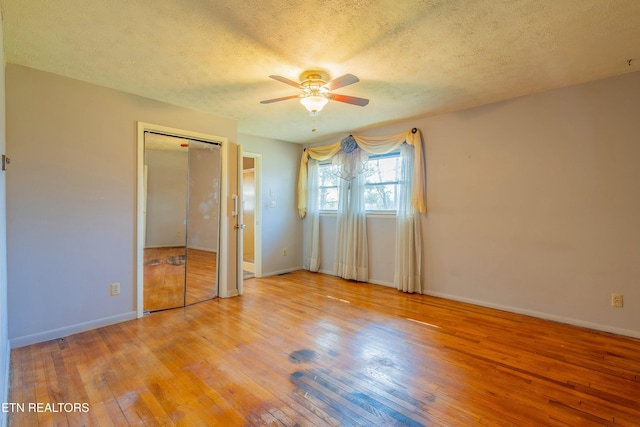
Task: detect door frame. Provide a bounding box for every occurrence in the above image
[242,151,262,279]
[136,122,228,318]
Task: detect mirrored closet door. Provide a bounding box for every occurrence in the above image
[143,133,221,312]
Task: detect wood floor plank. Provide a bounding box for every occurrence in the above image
[8,271,640,426]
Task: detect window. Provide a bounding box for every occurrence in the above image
[318,152,401,212]
[363,152,401,211]
[318,162,340,210]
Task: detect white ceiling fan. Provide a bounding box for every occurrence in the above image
[260,70,369,114]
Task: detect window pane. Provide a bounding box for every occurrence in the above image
[319,187,338,210]
[364,183,399,211]
[318,164,339,186]
[364,156,401,184]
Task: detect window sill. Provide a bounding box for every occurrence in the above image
[319,211,396,219]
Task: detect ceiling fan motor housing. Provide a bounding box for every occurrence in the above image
[300,71,330,97]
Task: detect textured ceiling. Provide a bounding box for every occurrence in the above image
[2,0,639,143]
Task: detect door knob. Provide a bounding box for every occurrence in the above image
[234,224,246,230]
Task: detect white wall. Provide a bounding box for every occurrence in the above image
[0,9,9,427]
[6,64,238,347]
[311,70,640,338]
[238,133,303,276]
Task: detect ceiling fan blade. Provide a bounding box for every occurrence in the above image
[268,75,302,88]
[323,74,359,91]
[260,95,300,104]
[329,94,369,106]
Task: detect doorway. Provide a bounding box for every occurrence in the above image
[136,122,229,317]
[242,152,262,279]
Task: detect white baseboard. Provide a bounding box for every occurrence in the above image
[219,287,239,298]
[10,311,137,349]
[318,269,395,288]
[424,290,640,339]
[261,266,303,278]
[369,279,394,288]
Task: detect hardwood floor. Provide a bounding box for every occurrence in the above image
[9,271,640,426]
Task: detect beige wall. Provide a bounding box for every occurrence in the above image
[0,8,9,424]
[6,64,238,346]
[238,133,303,276]
[311,70,640,338]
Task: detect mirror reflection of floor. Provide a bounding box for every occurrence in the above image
[144,247,217,311]
[243,257,255,280]
[185,248,217,305]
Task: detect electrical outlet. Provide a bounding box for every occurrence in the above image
[282,248,287,256]
[110,282,121,297]
[611,294,623,308]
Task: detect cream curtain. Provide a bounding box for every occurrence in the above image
[298,142,341,218]
[395,144,422,292]
[298,129,426,219]
[304,159,321,272]
[334,171,369,281]
[298,128,426,292]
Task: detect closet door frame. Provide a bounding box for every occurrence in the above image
[136,122,228,318]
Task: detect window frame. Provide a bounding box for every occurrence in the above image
[317,151,402,215]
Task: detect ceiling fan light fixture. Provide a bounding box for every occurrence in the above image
[300,95,328,113]
[261,71,368,114]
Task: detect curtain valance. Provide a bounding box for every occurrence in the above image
[297,128,426,218]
